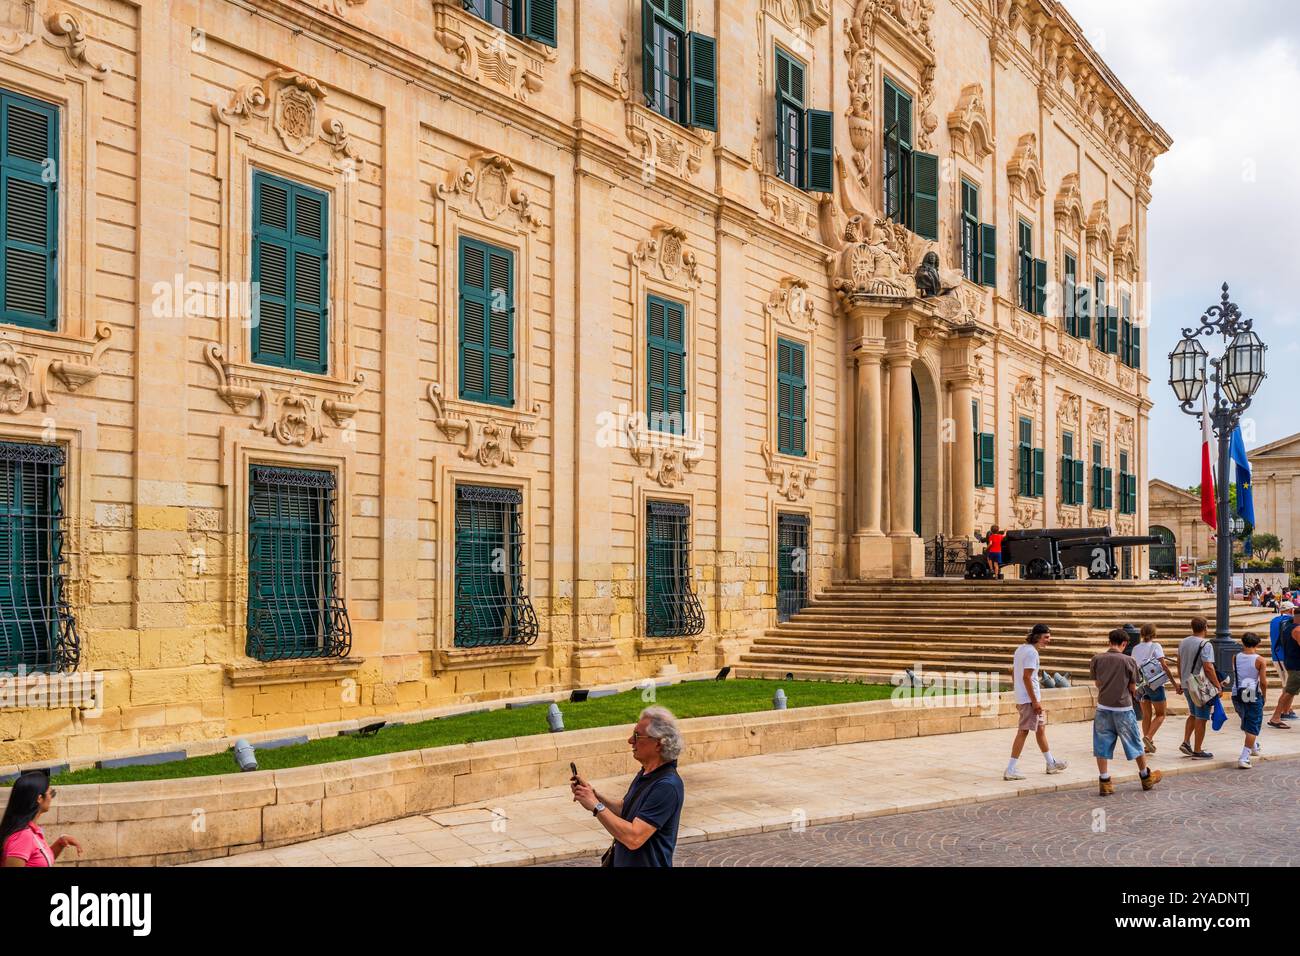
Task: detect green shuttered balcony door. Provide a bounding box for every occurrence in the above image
[1,90,59,332]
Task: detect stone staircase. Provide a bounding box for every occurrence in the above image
[736,579,1280,684]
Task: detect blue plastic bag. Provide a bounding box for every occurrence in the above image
[1211,695,1228,732]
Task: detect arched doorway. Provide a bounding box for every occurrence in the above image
[1150,525,1177,577]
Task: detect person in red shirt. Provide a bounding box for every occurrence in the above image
[1,771,82,867]
[978,525,1006,579]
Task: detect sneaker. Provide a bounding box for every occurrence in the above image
[1191,750,1213,759]
[1046,758,1068,775]
[1284,711,1298,720]
[1143,735,1156,754]
[1099,777,1115,796]
[1179,741,1194,757]
[1004,769,1026,781]
[1252,742,1262,756]
[1140,769,1163,791]
[1237,757,1252,769]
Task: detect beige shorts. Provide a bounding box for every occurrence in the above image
[1017,702,1041,732]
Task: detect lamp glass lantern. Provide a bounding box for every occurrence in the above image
[1223,330,1267,402]
[1169,336,1207,404]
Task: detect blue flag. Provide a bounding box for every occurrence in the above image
[1230,427,1255,527]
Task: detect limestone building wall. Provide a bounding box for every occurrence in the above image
[0,0,1167,768]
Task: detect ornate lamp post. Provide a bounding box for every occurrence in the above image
[1168,283,1268,677]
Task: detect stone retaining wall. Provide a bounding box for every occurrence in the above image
[45,687,1099,866]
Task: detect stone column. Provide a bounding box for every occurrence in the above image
[845,301,892,579]
[885,335,923,578]
[950,376,976,539]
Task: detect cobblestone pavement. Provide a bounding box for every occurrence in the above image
[542,757,1300,867]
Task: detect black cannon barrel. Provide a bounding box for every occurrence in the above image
[1103,535,1162,547]
[1003,526,1112,541]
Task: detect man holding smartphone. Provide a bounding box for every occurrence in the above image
[571,706,685,867]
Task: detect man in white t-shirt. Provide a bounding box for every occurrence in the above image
[1005,623,1069,780]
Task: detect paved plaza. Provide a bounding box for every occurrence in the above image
[192,713,1300,868]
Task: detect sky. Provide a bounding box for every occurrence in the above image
[1062,0,1300,487]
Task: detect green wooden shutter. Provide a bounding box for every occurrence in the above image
[1032,258,1047,316]
[978,433,995,487]
[1077,283,1091,340]
[1063,255,1077,336]
[641,0,657,111]
[1103,468,1114,509]
[1032,448,1044,498]
[1061,455,1073,504]
[648,294,686,435]
[1106,306,1119,355]
[804,109,834,194]
[459,238,514,406]
[777,338,806,457]
[1130,322,1141,370]
[980,224,997,287]
[910,151,939,241]
[1073,459,1085,506]
[1,92,59,331]
[687,33,717,131]
[523,0,558,46]
[252,173,328,373]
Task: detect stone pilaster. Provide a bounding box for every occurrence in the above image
[845,301,891,579]
[885,318,923,578]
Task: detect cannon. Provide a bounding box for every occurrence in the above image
[965,527,1112,580]
[1060,534,1163,579]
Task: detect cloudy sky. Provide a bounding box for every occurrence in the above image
[1063,0,1299,487]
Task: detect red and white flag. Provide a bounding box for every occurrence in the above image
[1200,393,1217,529]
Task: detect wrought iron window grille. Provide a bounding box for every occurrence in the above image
[247,466,351,662]
[0,442,79,674]
[645,500,705,637]
[454,484,539,649]
[776,512,809,622]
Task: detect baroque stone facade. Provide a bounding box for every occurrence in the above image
[0,0,1165,766]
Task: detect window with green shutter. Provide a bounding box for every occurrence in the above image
[805,109,834,194]
[1118,451,1135,515]
[776,511,809,622]
[687,32,716,131]
[1017,220,1034,312]
[645,500,704,637]
[1033,257,1048,317]
[0,442,78,674]
[1094,274,1108,351]
[1018,417,1041,498]
[459,237,515,407]
[1062,251,1078,336]
[647,293,687,435]
[1061,432,1085,507]
[976,420,995,489]
[980,223,997,288]
[882,77,912,226]
[252,172,329,374]
[1090,441,1104,510]
[1120,291,1140,369]
[775,47,805,189]
[776,337,806,457]
[454,484,538,648]
[641,1,713,131]
[1077,269,1092,341]
[247,466,351,662]
[1,90,59,332]
[961,181,980,282]
[464,1,558,47]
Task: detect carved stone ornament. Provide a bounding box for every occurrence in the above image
[627,105,706,182]
[762,442,817,502]
[626,422,703,489]
[947,83,995,164]
[631,224,700,288]
[205,344,260,412]
[1086,200,1113,258]
[1089,348,1112,380]
[0,341,35,414]
[275,81,320,155]
[1116,366,1136,392]
[1006,133,1047,203]
[1116,416,1135,451]
[1013,374,1041,412]
[831,215,913,301]
[765,277,818,332]
[1089,507,1111,526]
[49,323,113,392]
[320,0,367,14]
[433,1,552,104]
[1116,515,1134,536]
[438,153,543,231]
[1056,390,1081,429]
[761,176,818,239]
[0,1,37,55]
[321,373,368,426]
[1054,173,1086,235]
[213,71,362,170]
[1087,405,1110,443]
[43,9,110,79]
[1114,224,1137,280]
[426,383,540,468]
[766,0,831,30]
[1010,313,1040,347]
[1056,334,1081,365]
[1058,507,1080,529]
[255,388,325,447]
[1014,501,1040,527]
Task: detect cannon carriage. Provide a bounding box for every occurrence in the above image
[965,527,1116,580]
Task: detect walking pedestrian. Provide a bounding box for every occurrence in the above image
[1091,628,1162,795]
[1267,605,1300,730]
[1132,623,1180,753]
[1232,633,1267,768]
[1,771,82,867]
[570,706,685,867]
[1178,617,1224,758]
[1004,624,1068,780]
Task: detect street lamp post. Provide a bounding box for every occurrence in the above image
[1168,283,1267,679]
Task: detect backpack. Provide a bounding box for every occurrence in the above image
[1185,640,1216,706]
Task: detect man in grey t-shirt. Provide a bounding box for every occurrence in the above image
[1178,617,1224,759]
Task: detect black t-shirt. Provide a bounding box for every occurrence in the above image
[611,761,684,868]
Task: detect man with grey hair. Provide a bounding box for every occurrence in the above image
[571,705,685,867]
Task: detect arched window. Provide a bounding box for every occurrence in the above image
[1149,525,1177,576]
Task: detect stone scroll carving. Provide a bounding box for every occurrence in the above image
[762,442,817,501]
[43,9,110,78]
[437,153,544,231]
[426,383,540,469]
[213,70,364,170]
[631,224,700,288]
[626,421,703,489]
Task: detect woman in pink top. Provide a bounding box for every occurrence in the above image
[1,771,82,867]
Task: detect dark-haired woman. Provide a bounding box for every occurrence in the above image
[1,771,82,866]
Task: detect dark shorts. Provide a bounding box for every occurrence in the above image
[1186,692,1212,721]
[1233,694,1264,736]
[1142,686,1167,704]
[989,552,1002,566]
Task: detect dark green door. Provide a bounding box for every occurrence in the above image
[912,375,921,536]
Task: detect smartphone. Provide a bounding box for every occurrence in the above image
[570,761,578,780]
